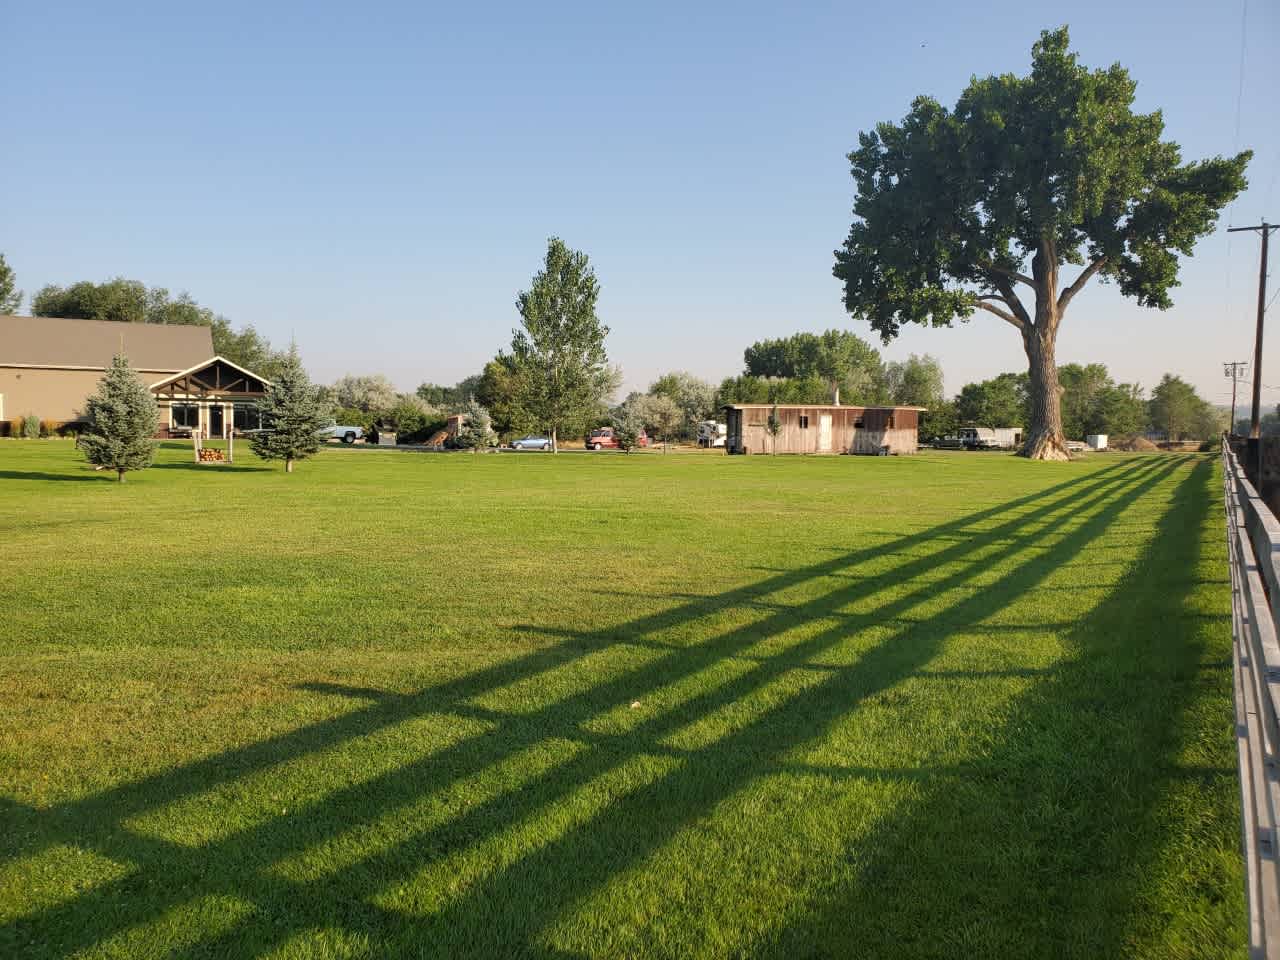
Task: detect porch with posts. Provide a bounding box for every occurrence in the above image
[149,357,271,463]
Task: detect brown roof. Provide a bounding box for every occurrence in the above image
[0,314,214,371]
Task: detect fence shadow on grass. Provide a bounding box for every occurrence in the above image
[0,455,1235,958]
[757,456,1242,959]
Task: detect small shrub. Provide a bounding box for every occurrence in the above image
[21,414,40,439]
[40,419,59,438]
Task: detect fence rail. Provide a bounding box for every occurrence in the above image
[1224,438,1280,958]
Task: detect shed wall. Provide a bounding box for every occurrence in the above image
[725,405,920,455]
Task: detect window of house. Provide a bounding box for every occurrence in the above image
[233,404,263,430]
[799,415,809,429]
[171,404,199,428]
[854,417,865,429]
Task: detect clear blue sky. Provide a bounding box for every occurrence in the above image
[3,1,1277,407]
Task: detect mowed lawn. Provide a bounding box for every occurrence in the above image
[0,440,1244,959]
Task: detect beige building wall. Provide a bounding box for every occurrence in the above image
[0,368,115,423]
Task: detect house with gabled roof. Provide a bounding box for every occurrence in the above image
[0,314,270,438]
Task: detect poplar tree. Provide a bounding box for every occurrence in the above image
[512,238,613,452]
[250,347,330,473]
[79,354,158,482]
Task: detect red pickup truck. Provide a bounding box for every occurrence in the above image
[585,426,649,450]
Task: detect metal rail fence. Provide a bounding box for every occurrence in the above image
[1224,438,1280,958]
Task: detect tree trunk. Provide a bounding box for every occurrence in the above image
[286,458,294,473]
[117,468,125,483]
[551,426,558,453]
[1020,326,1070,461]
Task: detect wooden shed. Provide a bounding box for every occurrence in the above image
[724,404,924,455]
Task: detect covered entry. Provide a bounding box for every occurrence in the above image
[150,357,271,440]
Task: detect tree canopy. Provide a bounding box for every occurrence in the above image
[1148,374,1221,441]
[78,355,158,482]
[250,348,332,473]
[648,371,717,438]
[31,277,287,378]
[834,26,1249,458]
[955,374,1029,429]
[511,238,617,450]
[882,354,945,408]
[0,253,22,314]
[743,330,881,405]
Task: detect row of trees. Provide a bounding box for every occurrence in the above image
[0,266,291,380]
[718,332,945,411]
[931,368,1224,443]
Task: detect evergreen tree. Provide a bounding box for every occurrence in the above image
[611,403,646,452]
[0,253,22,314]
[453,397,497,451]
[250,348,331,473]
[78,354,158,482]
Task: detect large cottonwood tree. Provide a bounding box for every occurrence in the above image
[834,27,1249,459]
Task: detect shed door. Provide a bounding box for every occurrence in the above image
[818,413,832,452]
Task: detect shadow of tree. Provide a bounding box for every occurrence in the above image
[0,455,1237,958]
[0,469,112,482]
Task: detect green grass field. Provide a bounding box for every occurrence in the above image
[0,440,1245,958]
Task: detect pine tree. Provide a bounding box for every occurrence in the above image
[250,347,331,473]
[453,397,497,451]
[79,354,158,482]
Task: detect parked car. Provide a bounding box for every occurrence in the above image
[324,424,364,444]
[510,435,552,451]
[585,426,649,450]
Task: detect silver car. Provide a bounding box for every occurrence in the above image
[509,435,552,451]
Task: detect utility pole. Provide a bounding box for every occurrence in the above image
[1228,221,1278,438]
[1229,221,1279,482]
[1225,360,1249,434]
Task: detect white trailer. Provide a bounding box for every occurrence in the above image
[949,426,1022,450]
[697,420,727,448]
